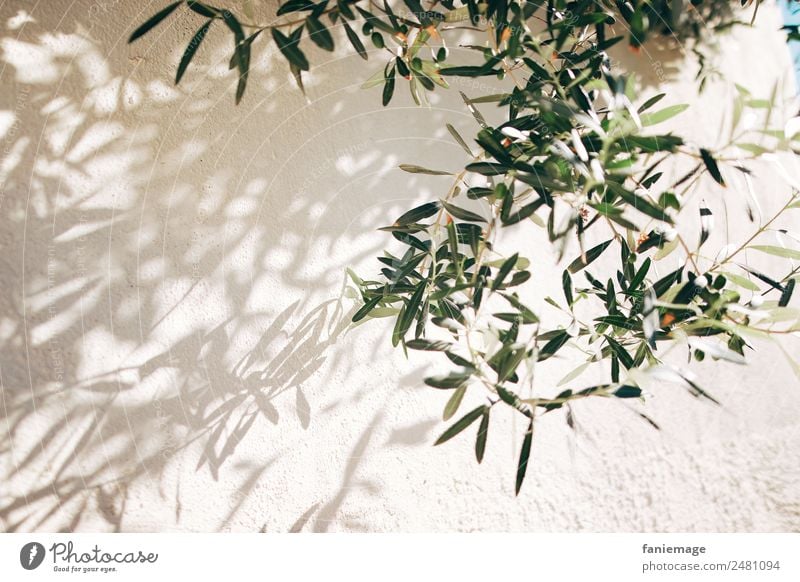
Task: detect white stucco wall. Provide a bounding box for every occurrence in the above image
[1,0,798,532]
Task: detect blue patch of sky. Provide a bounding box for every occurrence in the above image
[781,0,800,88]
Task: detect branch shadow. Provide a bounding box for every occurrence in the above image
[0,0,442,531]
[0,0,744,533]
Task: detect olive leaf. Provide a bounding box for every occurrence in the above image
[128,1,181,43]
[176,20,214,84]
[129,0,800,493]
[273,27,309,71]
[515,419,534,495]
[434,406,487,446]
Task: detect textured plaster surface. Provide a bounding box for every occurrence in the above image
[0,1,798,532]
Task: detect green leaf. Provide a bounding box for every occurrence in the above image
[392,282,426,346]
[780,278,795,307]
[425,372,471,389]
[407,338,451,351]
[498,346,528,383]
[629,8,647,47]
[488,255,529,269]
[492,312,532,324]
[778,342,800,382]
[637,92,666,113]
[467,187,493,199]
[276,0,316,16]
[393,231,430,252]
[221,9,244,44]
[700,148,725,186]
[605,335,634,369]
[562,270,573,305]
[750,245,800,261]
[721,271,759,292]
[502,201,540,226]
[557,361,589,386]
[306,16,334,51]
[397,57,410,79]
[568,239,613,273]
[434,405,487,445]
[465,162,507,176]
[187,1,218,17]
[176,19,213,84]
[128,1,181,43]
[614,385,642,398]
[272,27,309,71]
[383,63,395,106]
[652,266,684,297]
[539,330,569,360]
[360,67,385,89]
[589,203,637,231]
[443,385,467,421]
[476,128,514,164]
[343,21,367,59]
[352,295,382,322]
[459,91,488,128]
[628,257,651,291]
[595,315,639,330]
[399,164,452,176]
[492,253,519,291]
[625,135,683,153]
[382,0,400,28]
[515,419,533,495]
[444,351,474,369]
[356,5,397,34]
[475,409,490,463]
[500,293,539,324]
[439,65,498,77]
[447,220,461,276]
[419,60,448,88]
[640,104,689,126]
[736,142,770,155]
[395,201,439,225]
[742,266,784,292]
[446,123,474,156]
[367,307,400,318]
[442,201,485,222]
[606,182,672,223]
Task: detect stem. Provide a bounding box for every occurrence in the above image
[710,193,798,271]
[228,1,365,30]
[415,166,474,281]
[676,234,701,273]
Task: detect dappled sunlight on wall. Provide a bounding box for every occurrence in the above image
[0,1,799,533]
[0,1,443,531]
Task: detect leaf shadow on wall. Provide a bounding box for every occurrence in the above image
[0,1,696,532]
[0,3,432,532]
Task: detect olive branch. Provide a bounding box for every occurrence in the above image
[130,0,799,493]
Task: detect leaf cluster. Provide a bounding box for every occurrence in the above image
[131,0,800,494]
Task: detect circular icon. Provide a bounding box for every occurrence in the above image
[19,542,45,570]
